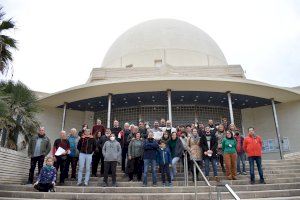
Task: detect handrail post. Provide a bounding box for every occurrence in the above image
[194,164,198,200]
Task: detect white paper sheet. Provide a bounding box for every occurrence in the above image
[55,147,66,156]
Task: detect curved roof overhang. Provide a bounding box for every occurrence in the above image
[38,77,300,108]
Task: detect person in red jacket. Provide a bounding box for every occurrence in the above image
[243,127,265,184]
[92,119,106,136]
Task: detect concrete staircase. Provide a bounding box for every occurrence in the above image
[1,158,300,200]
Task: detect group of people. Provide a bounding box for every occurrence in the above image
[27,117,265,192]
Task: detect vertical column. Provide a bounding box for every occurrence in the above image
[61,102,67,131]
[271,98,283,160]
[107,93,112,129]
[227,91,235,124]
[167,89,172,123]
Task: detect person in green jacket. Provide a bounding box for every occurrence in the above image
[222,131,237,180]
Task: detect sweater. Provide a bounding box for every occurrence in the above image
[102,140,122,162]
[37,165,56,183]
[222,138,237,154]
[128,138,144,158]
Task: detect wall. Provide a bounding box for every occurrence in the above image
[241,100,300,160]
[36,106,87,144]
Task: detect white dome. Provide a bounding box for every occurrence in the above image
[101,19,227,68]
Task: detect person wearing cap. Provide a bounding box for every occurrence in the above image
[243,127,265,184]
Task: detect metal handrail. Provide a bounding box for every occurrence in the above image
[183,148,240,200]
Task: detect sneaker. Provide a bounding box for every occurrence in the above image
[142,184,147,187]
[84,183,88,186]
[237,172,241,175]
[259,180,266,184]
[102,182,108,187]
[112,182,117,187]
[77,182,83,186]
[250,180,255,185]
[232,176,237,180]
[49,188,55,192]
[242,172,247,175]
[214,176,220,182]
[162,183,166,187]
[152,183,157,187]
[168,183,173,187]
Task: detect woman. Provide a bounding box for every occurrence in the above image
[160,131,170,143]
[127,132,144,182]
[65,128,79,180]
[78,124,88,137]
[222,131,237,180]
[168,132,184,180]
[187,128,202,181]
[91,131,102,177]
[77,129,96,186]
[215,124,226,173]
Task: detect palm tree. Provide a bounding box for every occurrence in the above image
[0,6,17,75]
[0,81,40,150]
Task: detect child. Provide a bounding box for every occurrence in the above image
[157,140,172,187]
[34,157,56,192]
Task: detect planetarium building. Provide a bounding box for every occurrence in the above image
[37,19,300,159]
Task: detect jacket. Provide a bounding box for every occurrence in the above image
[243,134,263,157]
[215,131,225,155]
[168,138,184,158]
[128,138,144,158]
[68,135,79,157]
[77,136,96,154]
[118,129,132,148]
[28,135,51,158]
[157,147,172,165]
[187,135,202,161]
[37,165,56,183]
[143,139,159,160]
[200,133,218,159]
[235,135,245,154]
[102,140,122,162]
[92,124,106,136]
[222,138,237,154]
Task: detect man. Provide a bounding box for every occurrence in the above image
[222,117,230,131]
[138,121,148,139]
[208,119,217,135]
[160,118,166,127]
[102,133,122,187]
[92,119,106,136]
[234,131,247,175]
[118,123,132,173]
[143,131,159,187]
[197,123,205,137]
[151,121,163,141]
[52,131,70,185]
[161,120,176,136]
[65,128,79,180]
[27,127,51,184]
[243,127,265,184]
[200,126,219,182]
[98,129,112,175]
[111,120,122,136]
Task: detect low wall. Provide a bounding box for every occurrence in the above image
[0,147,30,184]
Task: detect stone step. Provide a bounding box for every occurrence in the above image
[1,188,300,199]
[2,182,300,193]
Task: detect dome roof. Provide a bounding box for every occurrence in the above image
[101,19,227,68]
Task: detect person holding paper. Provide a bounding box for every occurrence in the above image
[52,131,70,185]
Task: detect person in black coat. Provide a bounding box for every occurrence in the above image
[200,126,220,182]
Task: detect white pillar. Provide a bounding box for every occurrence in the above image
[271,98,284,160]
[107,93,112,129]
[227,91,235,124]
[167,89,172,123]
[61,102,67,131]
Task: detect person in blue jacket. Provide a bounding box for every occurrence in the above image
[157,140,172,187]
[143,131,159,187]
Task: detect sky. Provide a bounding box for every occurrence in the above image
[1,0,300,93]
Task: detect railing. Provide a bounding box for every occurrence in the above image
[183,149,240,200]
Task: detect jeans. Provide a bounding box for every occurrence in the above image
[170,157,180,180]
[204,157,218,177]
[248,156,264,182]
[28,155,45,183]
[237,153,246,173]
[143,159,157,185]
[104,161,117,184]
[77,153,93,185]
[65,156,78,179]
[160,164,171,184]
